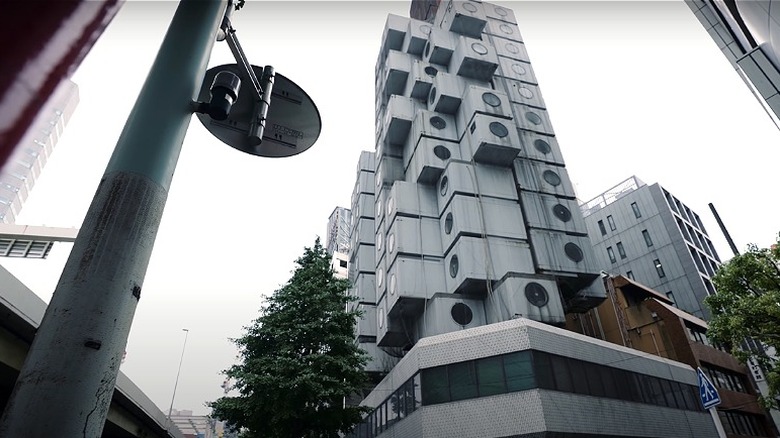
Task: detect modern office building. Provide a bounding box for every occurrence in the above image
[327,206,352,256]
[567,274,776,437]
[168,409,237,438]
[1,79,78,224]
[580,176,722,320]
[348,0,608,374]
[0,79,80,258]
[686,0,780,125]
[348,318,719,438]
[326,207,352,280]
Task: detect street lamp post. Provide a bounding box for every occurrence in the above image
[168,328,190,419]
[0,1,227,436]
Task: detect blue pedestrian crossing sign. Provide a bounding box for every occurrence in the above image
[697,367,721,409]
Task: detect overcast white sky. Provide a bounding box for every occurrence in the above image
[2,0,779,416]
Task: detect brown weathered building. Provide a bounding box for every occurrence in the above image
[567,275,775,437]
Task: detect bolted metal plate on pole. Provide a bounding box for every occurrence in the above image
[196,63,321,157]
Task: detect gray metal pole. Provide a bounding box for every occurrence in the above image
[708,202,740,257]
[168,328,190,419]
[0,0,227,436]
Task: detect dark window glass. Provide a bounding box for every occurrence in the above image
[633,374,650,404]
[607,246,616,263]
[654,259,665,278]
[616,242,626,259]
[607,215,616,231]
[476,356,506,397]
[550,354,574,392]
[684,384,699,411]
[611,368,633,401]
[647,377,667,406]
[505,351,536,392]
[570,359,589,395]
[642,229,653,247]
[421,367,449,405]
[448,361,478,401]
[670,381,690,410]
[390,388,403,422]
[631,202,642,218]
[584,362,605,397]
[378,403,385,432]
[659,379,679,409]
[532,351,554,390]
[413,373,422,411]
[600,367,620,399]
[598,220,607,236]
[626,270,634,280]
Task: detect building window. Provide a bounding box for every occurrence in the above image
[626,271,634,280]
[642,229,653,247]
[666,291,676,306]
[631,202,641,218]
[607,215,616,231]
[701,364,749,394]
[598,220,607,236]
[654,259,665,278]
[719,411,768,437]
[616,242,626,259]
[607,247,616,263]
[339,259,348,268]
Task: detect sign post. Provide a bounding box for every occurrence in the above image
[698,367,727,438]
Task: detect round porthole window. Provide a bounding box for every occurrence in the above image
[534,139,551,154]
[433,145,451,160]
[440,175,449,196]
[430,116,447,129]
[376,232,383,252]
[424,41,431,57]
[388,233,396,253]
[506,43,520,54]
[389,273,397,295]
[377,267,384,288]
[542,170,561,186]
[471,42,489,55]
[429,87,437,105]
[444,212,454,234]
[386,196,395,215]
[375,170,382,188]
[525,282,549,307]
[451,303,473,326]
[378,311,385,329]
[511,63,526,75]
[449,255,459,278]
[489,122,509,138]
[552,204,572,222]
[516,87,534,99]
[420,24,431,35]
[424,66,438,77]
[481,92,501,107]
[525,112,542,125]
[564,242,584,263]
[499,24,513,35]
[463,2,478,12]
[495,6,508,16]
[375,200,383,218]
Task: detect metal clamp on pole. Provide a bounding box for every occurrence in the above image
[249,66,275,145]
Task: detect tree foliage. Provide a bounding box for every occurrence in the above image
[704,234,780,408]
[209,238,369,437]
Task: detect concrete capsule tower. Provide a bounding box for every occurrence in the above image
[349,0,606,373]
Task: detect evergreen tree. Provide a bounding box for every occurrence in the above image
[705,234,780,408]
[210,238,369,437]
